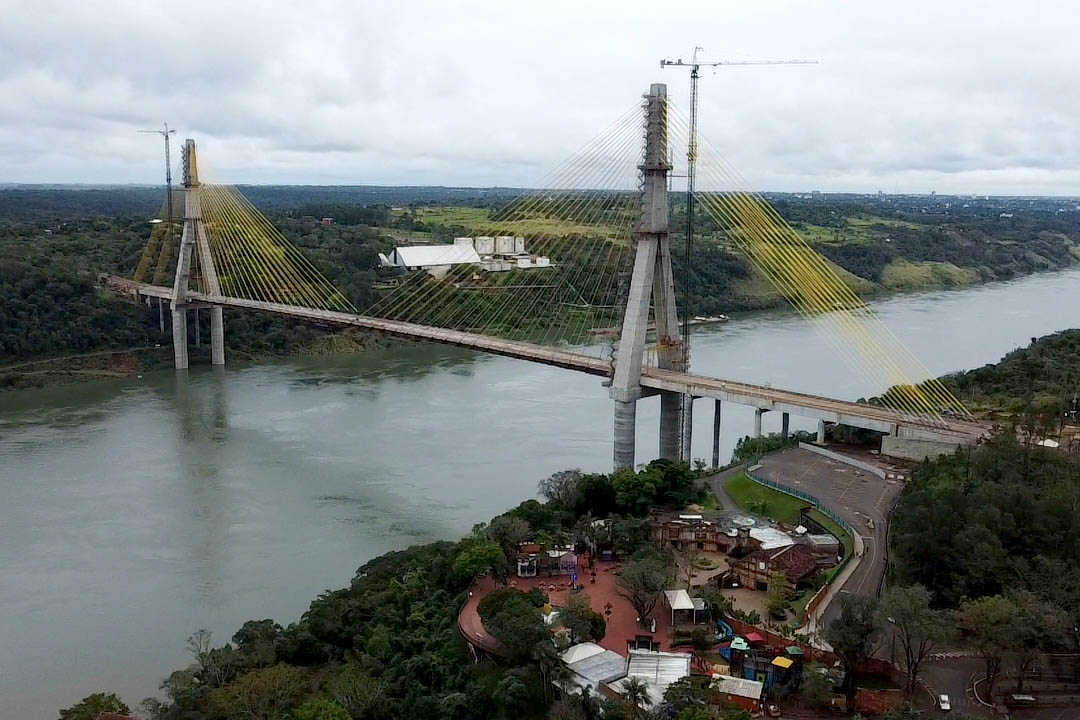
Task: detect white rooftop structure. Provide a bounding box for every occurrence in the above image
[608,650,691,707]
[559,643,627,695]
[711,674,764,701]
[664,589,694,610]
[383,243,481,270]
[750,526,795,551]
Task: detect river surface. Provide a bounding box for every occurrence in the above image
[2,268,1078,718]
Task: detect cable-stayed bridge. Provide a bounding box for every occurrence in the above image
[113,83,987,469]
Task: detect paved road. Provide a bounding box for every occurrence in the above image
[753,448,904,629]
[922,657,992,717]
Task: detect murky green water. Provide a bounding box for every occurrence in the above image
[2,268,1078,717]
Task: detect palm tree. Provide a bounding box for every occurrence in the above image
[622,676,652,718]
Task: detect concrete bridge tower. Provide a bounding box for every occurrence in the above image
[609,83,688,470]
[171,138,225,369]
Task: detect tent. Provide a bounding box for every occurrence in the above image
[664,589,700,624]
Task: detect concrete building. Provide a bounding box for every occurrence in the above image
[379,235,550,277]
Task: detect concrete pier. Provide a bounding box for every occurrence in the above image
[680,395,693,463]
[754,408,767,438]
[659,393,681,461]
[711,399,722,468]
[816,419,827,444]
[613,399,637,470]
[171,306,188,370]
[210,307,225,366]
[781,411,790,438]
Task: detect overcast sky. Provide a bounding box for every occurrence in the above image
[1,0,1078,194]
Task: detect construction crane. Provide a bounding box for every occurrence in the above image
[138,122,177,238]
[661,48,816,455]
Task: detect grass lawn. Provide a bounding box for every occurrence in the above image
[723,472,809,525]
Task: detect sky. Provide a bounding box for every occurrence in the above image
[1,0,1078,195]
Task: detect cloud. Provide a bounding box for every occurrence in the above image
[1,0,1078,194]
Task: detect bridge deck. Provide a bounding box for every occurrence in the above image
[108,277,985,442]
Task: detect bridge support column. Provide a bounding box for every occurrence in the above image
[711,399,722,468]
[210,307,225,366]
[171,305,188,370]
[753,408,767,438]
[816,419,827,444]
[680,395,693,464]
[613,399,637,471]
[659,393,681,461]
[781,412,790,439]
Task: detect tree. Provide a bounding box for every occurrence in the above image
[1007,589,1070,692]
[293,698,351,720]
[559,591,607,644]
[58,692,130,720]
[797,662,834,708]
[610,515,651,558]
[488,514,531,556]
[676,545,701,589]
[824,593,880,712]
[452,538,508,582]
[479,589,550,664]
[766,571,793,619]
[325,663,389,719]
[961,594,1015,697]
[616,549,675,625]
[621,676,652,718]
[879,585,955,698]
[539,469,583,508]
[209,664,308,720]
[233,619,284,669]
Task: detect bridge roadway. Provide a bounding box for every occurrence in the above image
[111,278,985,444]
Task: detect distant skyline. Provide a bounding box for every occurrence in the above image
[2,0,1079,195]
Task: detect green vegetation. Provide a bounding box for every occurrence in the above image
[723,472,809,525]
[3,187,1078,388]
[59,692,130,720]
[939,329,1080,419]
[890,429,1080,614]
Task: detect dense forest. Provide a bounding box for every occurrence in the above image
[2,186,1078,387]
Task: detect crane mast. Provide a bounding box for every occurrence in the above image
[661,48,816,459]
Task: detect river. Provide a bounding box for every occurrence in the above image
[2,268,1078,718]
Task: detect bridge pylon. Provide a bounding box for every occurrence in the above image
[609,83,689,471]
[171,138,225,369]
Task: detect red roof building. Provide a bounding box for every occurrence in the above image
[730,543,819,590]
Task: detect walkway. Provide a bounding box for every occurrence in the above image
[458,560,677,659]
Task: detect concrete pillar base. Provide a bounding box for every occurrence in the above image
[659,391,681,461]
[210,307,225,366]
[680,394,693,464]
[711,399,722,468]
[753,408,766,438]
[613,399,637,471]
[171,306,188,370]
